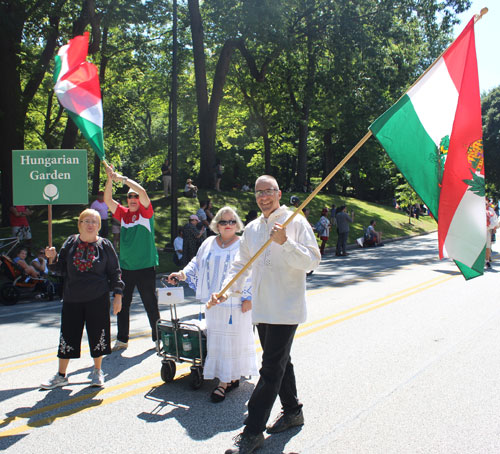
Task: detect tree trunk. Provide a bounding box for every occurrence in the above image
[187,0,212,188]
[0,2,62,225]
[92,26,110,194]
[323,129,337,193]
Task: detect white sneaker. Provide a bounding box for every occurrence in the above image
[112,340,128,351]
[40,374,68,390]
[90,368,105,387]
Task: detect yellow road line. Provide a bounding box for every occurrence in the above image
[298,274,451,332]
[297,274,454,338]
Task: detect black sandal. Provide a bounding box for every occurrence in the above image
[226,380,240,393]
[211,385,227,403]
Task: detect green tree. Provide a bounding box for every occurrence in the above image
[482,86,500,196]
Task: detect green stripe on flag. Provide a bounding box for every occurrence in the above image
[370,95,441,219]
[53,55,62,83]
[68,111,105,160]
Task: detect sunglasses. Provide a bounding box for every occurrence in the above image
[218,220,237,226]
[127,194,139,199]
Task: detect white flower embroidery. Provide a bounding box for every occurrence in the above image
[59,334,74,355]
[94,329,107,352]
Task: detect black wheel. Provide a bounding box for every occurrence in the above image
[0,283,20,305]
[189,366,204,390]
[160,360,176,382]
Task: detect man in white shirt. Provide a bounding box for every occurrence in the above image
[211,175,321,454]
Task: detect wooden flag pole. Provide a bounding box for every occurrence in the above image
[48,205,53,248]
[216,130,373,299]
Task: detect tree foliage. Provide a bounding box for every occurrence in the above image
[0,0,474,225]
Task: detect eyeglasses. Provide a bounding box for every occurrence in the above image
[218,220,237,226]
[80,219,99,225]
[255,188,279,198]
[127,194,139,199]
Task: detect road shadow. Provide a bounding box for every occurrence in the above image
[137,377,255,440]
[0,385,104,450]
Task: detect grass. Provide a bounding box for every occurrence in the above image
[0,189,436,274]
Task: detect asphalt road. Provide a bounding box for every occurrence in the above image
[1,232,499,454]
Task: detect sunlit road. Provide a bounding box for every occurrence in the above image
[1,232,499,454]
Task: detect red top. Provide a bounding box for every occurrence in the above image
[9,206,29,227]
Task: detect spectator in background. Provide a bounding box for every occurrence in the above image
[173,227,183,267]
[330,204,337,227]
[214,158,224,192]
[31,248,49,277]
[205,200,216,236]
[335,205,354,257]
[184,179,198,198]
[486,198,498,269]
[111,198,122,251]
[364,220,383,247]
[13,247,40,278]
[244,210,258,226]
[182,214,206,266]
[90,191,109,238]
[9,205,33,253]
[241,183,250,191]
[161,158,172,197]
[104,163,160,351]
[318,208,331,255]
[197,200,212,237]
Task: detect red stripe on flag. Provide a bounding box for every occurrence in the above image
[438,19,483,258]
[61,62,101,100]
[64,32,90,72]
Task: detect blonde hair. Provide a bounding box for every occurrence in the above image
[210,206,244,235]
[78,208,102,230]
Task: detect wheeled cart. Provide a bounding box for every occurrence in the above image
[156,304,207,389]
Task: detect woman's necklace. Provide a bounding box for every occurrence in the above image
[219,235,236,248]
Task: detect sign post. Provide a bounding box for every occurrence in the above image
[12,149,89,247]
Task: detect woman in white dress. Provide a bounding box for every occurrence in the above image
[168,206,258,402]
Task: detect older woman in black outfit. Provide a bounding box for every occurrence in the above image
[40,208,124,389]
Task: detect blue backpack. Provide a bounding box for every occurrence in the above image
[314,219,325,236]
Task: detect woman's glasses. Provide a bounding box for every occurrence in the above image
[80,219,99,225]
[127,193,139,199]
[218,220,237,226]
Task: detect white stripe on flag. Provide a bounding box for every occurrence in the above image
[407,58,459,147]
[443,188,486,266]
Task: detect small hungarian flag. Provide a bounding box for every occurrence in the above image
[369,18,485,279]
[53,32,105,160]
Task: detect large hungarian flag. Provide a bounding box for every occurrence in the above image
[369,18,485,280]
[53,32,105,160]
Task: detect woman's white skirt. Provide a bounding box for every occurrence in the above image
[203,304,259,383]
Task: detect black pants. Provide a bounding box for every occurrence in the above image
[58,293,111,359]
[244,323,302,435]
[99,219,109,238]
[336,231,348,255]
[118,267,159,342]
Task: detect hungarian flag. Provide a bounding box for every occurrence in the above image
[53,32,105,160]
[369,18,485,280]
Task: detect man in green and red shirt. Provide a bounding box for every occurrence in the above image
[104,163,160,351]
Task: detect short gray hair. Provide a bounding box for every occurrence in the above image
[210,206,244,234]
